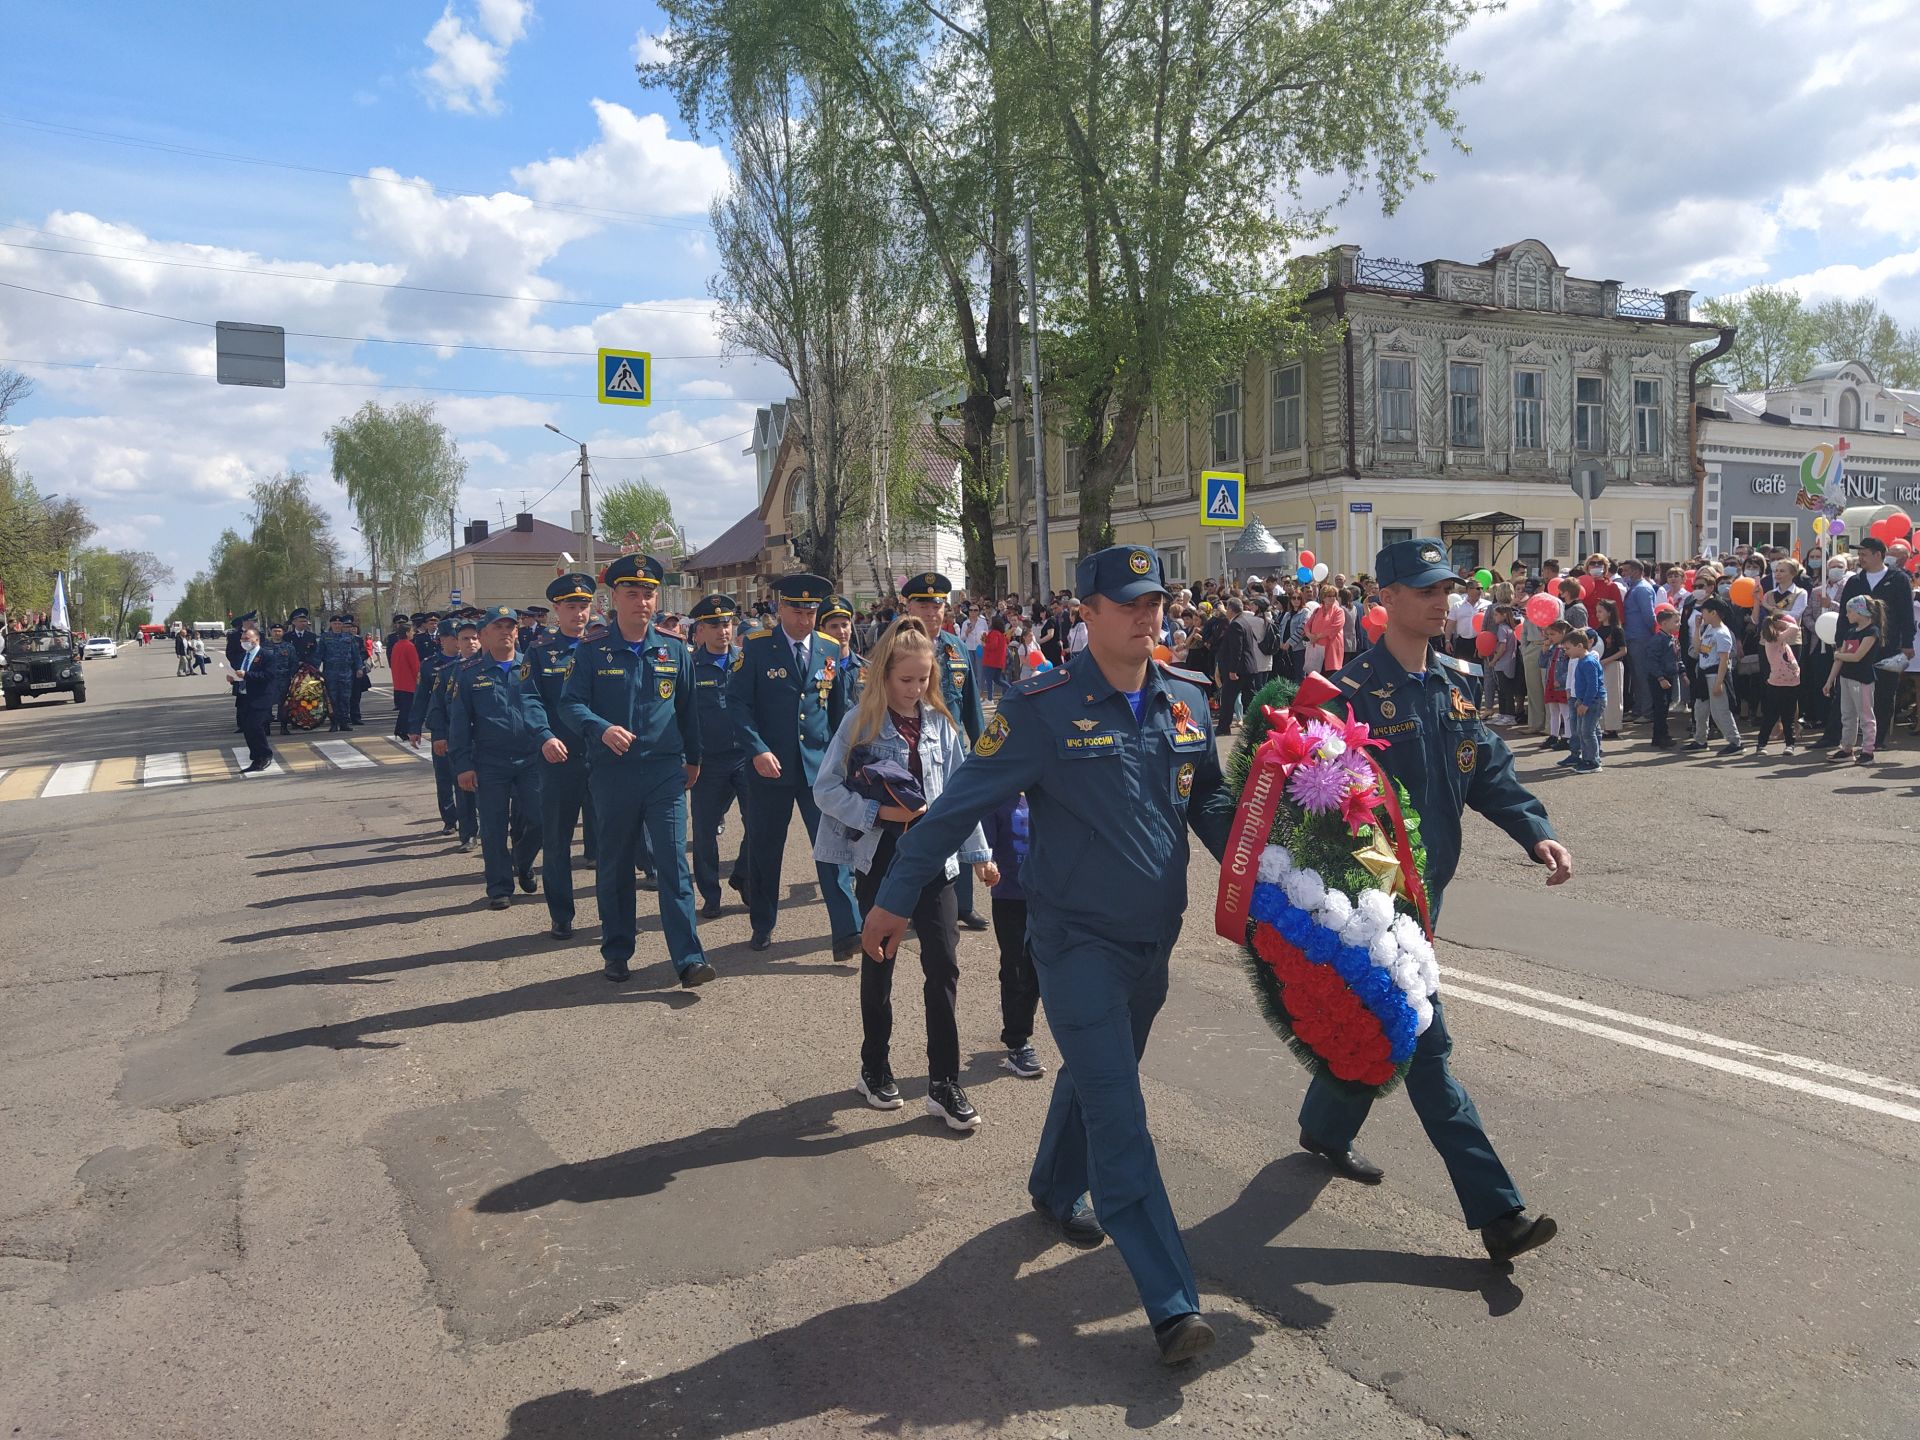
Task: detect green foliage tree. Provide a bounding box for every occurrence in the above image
[327,401,466,629]
[69,547,172,636]
[241,472,337,621]
[1807,297,1920,388]
[597,478,678,549]
[0,448,96,620]
[1698,288,1819,391]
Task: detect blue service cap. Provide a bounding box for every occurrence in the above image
[234,610,258,625]
[436,619,458,638]
[479,604,518,626]
[604,554,663,588]
[288,607,310,621]
[900,571,952,602]
[688,593,738,622]
[773,572,831,607]
[1075,545,1170,604]
[1375,538,1455,590]
[547,571,597,603]
[818,594,855,623]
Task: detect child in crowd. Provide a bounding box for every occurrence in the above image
[1490,603,1520,723]
[813,618,998,1131]
[1689,597,1742,755]
[1826,594,1883,764]
[1563,627,1605,772]
[980,792,1045,1082]
[1541,620,1571,748]
[1648,608,1681,747]
[1754,615,1801,756]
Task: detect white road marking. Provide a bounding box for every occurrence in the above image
[143,753,186,787]
[1443,982,1920,1126]
[1445,966,1920,1102]
[384,735,428,761]
[312,738,377,770]
[230,747,285,778]
[42,761,98,797]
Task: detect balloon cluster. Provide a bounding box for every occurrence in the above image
[1292,550,1330,585]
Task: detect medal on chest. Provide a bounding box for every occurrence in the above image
[817,657,836,705]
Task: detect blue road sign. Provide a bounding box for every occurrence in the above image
[1349,502,1373,513]
[1315,519,1338,531]
[1200,471,1244,527]
[598,349,651,407]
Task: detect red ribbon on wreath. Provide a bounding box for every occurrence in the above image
[1214,672,1432,945]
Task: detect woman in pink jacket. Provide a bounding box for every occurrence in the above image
[1304,581,1347,673]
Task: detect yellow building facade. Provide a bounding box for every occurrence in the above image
[993,240,1723,592]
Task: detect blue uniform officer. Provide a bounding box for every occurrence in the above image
[409,620,463,835]
[448,605,545,909]
[422,618,481,849]
[728,572,861,960]
[864,545,1233,1367]
[814,594,865,698]
[557,553,715,989]
[901,572,989,931]
[1299,537,1572,1265]
[523,573,603,941]
[318,613,363,731]
[686,593,754,919]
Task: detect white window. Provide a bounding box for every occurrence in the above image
[1731,519,1793,551]
[1378,358,1415,444]
[1516,529,1544,575]
[1212,382,1242,463]
[1575,374,1605,453]
[1513,369,1544,450]
[1448,362,1482,448]
[1633,378,1662,456]
[1155,544,1189,585]
[1270,363,1302,451]
[1633,529,1660,567]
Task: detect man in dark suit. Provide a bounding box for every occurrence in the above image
[225,612,253,734]
[1836,534,1915,745]
[728,571,860,959]
[225,619,283,773]
[1215,596,1271,735]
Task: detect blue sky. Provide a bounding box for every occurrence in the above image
[4,0,1918,619]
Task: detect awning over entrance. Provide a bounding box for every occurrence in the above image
[1440,510,1526,568]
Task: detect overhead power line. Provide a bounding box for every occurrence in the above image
[0,278,739,360]
[0,229,719,314]
[0,114,714,234]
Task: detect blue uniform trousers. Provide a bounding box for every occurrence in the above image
[1027,922,1197,1328]
[1298,997,1523,1231]
[954,860,976,919]
[431,751,476,839]
[743,776,859,942]
[539,752,592,929]
[475,762,543,900]
[325,676,355,727]
[689,751,752,906]
[590,761,705,976]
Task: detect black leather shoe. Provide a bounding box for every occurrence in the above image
[549,922,573,941]
[959,911,990,932]
[1032,1194,1105,1249]
[1153,1312,1216,1366]
[487,897,510,911]
[1300,1131,1385,1183]
[699,900,723,920]
[749,931,772,952]
[603,963,631,983]
[832,937,863,965]
[1482,1210,1558,1262]
[517,871,538,894]
[727,873,748,896]
[637,872,658,891]
[680,960,717,988]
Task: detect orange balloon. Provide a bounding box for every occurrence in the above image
[1152,644,1172,663]
[1729,577,1758,608]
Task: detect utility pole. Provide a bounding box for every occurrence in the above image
[579,443,594,575]
[1024,212,1051,597]
[1007,237,1028,593]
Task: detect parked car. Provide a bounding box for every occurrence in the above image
[3,628,86,707]
[83,636,120,660]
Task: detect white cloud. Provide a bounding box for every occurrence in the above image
[419,0,534,115]
[512,101,729,216]
[632,30,673,67]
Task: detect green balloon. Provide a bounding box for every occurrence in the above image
[1474,568,1494,588]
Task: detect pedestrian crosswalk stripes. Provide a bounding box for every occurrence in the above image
[0,735,426,803]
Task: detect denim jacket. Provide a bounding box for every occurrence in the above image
[812,703,990,878]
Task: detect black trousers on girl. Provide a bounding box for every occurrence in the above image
[856,831,961,1080]
[1756,685,1797,747]
[991,896,1040,1048]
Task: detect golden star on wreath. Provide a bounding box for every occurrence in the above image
[1352,827,1408,899]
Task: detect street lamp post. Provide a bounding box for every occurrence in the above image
[544,423,594,575]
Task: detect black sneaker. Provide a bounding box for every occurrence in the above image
[856,1069,903,1110]
[517,871,538,894]
[699,899,723,920]
[749,931,772,952]
[457,838,475,853]
[925,1078,980,1131]
[549,922,573,940]
[1684,740,1709,751]
[1032,1193,1105,1248]
[603,962,631,983]
[487,896,510,911]
[1718,743,1743,756]
[1001,1045,1045,1079]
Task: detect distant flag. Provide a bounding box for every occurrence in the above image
[50,572,70,631]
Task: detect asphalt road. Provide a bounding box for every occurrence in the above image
[1,645,1915,1439]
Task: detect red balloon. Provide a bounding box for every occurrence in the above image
[1298,550,1315,569]
[1361,604,1388,639]
[1474,631,1497,657]
[1870,519,1894,543]
[1525,593,1560,628]
[1887,513,1914,540]
[1682,569,1696,589]
[1472,607,1486,634]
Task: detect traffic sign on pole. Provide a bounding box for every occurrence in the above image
[597,349,651,406]
[1200,472,1244,527]
[449,588,462,605]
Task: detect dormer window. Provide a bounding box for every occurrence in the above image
[1839,390,1861,429]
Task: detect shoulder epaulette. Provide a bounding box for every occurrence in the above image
[816,633,843,655]
[745,626,773,643]
[1433,650,1484,679]
[1010,668,1072,697]
[1154,659,1214,691]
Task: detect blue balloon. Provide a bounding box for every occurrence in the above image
[1296,565,1313,583]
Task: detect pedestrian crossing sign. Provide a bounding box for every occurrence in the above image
[1200,471,1244,527]
[598,349,651,407]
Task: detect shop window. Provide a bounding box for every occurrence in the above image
[1730,519,1793,551]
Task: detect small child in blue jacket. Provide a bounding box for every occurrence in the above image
[1647,608,1681,746]
[980,793,1046,1080]
[1564,627,1606,772]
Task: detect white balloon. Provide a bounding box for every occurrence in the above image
[1312,562,1330,583]
[1814,610,1840,646]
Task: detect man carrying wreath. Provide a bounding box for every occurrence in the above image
[1300,537,1572,1263]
